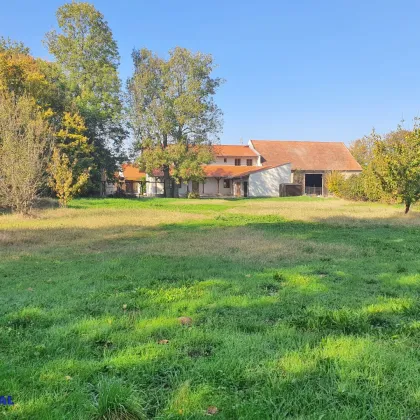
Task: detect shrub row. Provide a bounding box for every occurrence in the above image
[326,170,394,203]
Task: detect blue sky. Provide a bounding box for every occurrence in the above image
[1,0,420,145]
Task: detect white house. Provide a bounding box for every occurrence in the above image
[111,139,361,198]
[145,144,291,197]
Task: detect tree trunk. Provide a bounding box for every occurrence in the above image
[163,165,171,198]
[173,182,179,198]
[405,202,411,214]
[162,133,173,198]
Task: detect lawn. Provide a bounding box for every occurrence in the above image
[1,197,420,419]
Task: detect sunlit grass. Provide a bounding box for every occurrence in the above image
[1,197,420,418]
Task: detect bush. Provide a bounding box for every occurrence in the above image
[341,174,367,201]
[326,169,395,203]
[325,171,346,195]
[188,192,200,199]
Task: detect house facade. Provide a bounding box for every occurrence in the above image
[109,140,361,198]
[145,145,291,197]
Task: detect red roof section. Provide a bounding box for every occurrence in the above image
[121,163,146,180]
[213,145,257,157]
[203,165,275,178]
[250,140,362,171]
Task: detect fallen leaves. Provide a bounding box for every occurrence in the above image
[178,316,193,326]
[207,406,218,415]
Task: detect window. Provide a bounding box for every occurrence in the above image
[223,158,227,163]
[234,158,241,166]
[246,159,253,166]
[223,179,230,188]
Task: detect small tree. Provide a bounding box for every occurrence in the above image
[373,127,420,213]
[48,148,90,207]
[0,92,51,214]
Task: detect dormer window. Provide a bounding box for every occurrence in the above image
[234,159,241,166]
[224,158,227,163]
[246,159,252,166]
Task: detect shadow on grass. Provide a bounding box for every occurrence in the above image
[1,213,420,418]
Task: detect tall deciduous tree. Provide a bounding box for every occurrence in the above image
[0,92,52,214]
[45,2,126,193]
[373,127,420,213]
[128,47,223,197]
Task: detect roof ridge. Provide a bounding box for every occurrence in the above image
[251,139,346,144]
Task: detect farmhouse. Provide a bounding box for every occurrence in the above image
[109,140,361,197]
[250,140,362,196]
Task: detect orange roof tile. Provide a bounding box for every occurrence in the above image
[203,165,274,178]
[121,163,146,180]
[213,145,257,157]
[250,140,362,171]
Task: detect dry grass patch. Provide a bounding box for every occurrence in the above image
[0,208,207,251]
[230,198,420,226]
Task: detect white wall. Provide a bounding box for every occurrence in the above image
[106,182,117,196]
[146,175,164,196]
[214,156,258,166]
[248,164,291,197]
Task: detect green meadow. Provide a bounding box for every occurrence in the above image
[1,197,420,419]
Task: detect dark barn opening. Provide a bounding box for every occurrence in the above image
[305,174,323,195]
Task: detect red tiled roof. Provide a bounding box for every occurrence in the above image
[121,163,146,180]
[250,140,362,171]
[203,165,275,178]
[213,145,257,157]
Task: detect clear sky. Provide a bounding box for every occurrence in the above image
[1,0,419,145]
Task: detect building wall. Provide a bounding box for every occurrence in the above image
[146,176,164,196]
[214,156,258,166]
[106,182,117,196]
[248,164,291,197]
[178,179,233,197]
[291,170,362,196]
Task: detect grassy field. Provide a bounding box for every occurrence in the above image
[1,197,420,419]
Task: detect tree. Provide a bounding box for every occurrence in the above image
[349,129,381,168]
[0,37,30,55]
[45,2,126,193]
[55,111,93,177]
[0,92,52,214]
[0,51,68,115]
[128,47,223,197]
[48,148,90,207]
[373,127,420,213]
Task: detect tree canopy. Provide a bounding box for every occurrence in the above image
[128,47,223,196]
[45,2,126,192]
[373,127,420,213]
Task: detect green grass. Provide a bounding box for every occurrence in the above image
[1,197,420,419]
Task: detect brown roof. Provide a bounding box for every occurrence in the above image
[121,163,146,181]
[203,165,276,178]
[213,145,257,157]
[250,140,362,171]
